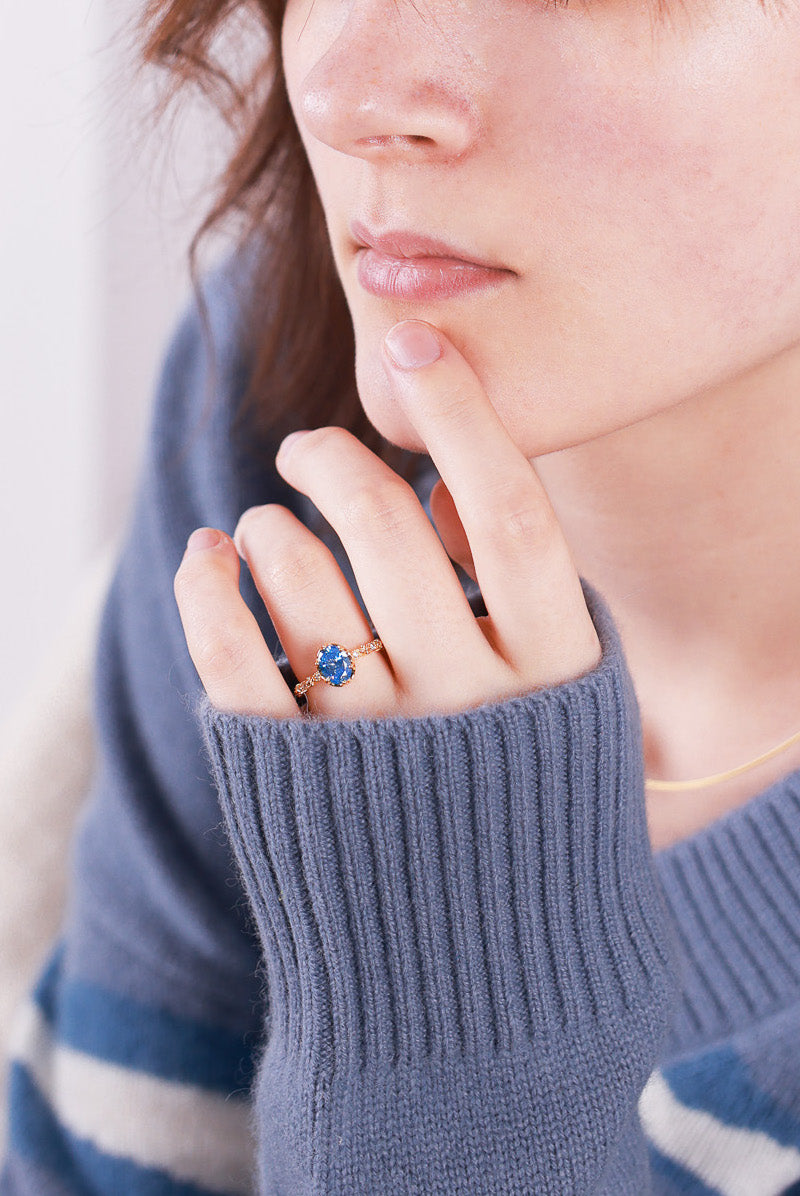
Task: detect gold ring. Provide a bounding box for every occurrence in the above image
[294,638,383,698]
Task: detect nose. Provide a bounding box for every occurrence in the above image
[293,2,481,163]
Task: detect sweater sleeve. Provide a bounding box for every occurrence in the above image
[196,575,681,1195]
[0,247,290,1195]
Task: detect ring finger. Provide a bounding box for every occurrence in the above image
[234,502,398,719]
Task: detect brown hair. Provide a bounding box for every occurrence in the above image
[134,0,424,488]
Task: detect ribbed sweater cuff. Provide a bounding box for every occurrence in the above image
[196,577,676,1073]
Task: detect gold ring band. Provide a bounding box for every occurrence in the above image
[294,637,383,698]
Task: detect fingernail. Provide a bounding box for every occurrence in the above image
[277,429,311,461]
[384,321,442,370]
[185,527,222,555]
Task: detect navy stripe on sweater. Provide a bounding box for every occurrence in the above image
[664,1042,800,1148]
[647,1144,723,1196]
[639,1063,800,1194]
[6,941,258,1195]
[33,941,258,1094]
[6,1064,224,1196]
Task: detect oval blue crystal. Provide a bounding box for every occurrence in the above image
[317,643,354,686]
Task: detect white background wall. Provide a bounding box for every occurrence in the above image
[0,0,232,729]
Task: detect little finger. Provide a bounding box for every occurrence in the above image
[174,528,300,718]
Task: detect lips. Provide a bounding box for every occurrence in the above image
[350,218,505,270]
[350,218,513,301]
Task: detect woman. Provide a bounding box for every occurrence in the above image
[4,0,800,1191]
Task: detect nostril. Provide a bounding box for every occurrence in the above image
[360,133,434,148]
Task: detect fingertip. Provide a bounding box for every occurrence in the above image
[181,529,238,572]
[185,527,222,555]
[384,320,443,372]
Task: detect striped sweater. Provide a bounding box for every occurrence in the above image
[3,244,800,1195]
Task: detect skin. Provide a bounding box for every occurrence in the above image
[174,0,800,851]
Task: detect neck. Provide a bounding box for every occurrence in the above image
[533,342,800,846]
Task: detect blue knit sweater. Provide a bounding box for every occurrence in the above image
[3,245,800,1195]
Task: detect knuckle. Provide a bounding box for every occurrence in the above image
[192,624,251,685]
[473,480,554,549]
[503,500,554,548]
[236,504,328,598]
[339,480,418,540]
[260,546,322,600]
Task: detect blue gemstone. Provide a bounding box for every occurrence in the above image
[317,643,354,686]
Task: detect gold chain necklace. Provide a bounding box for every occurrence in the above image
[644,727,800,791]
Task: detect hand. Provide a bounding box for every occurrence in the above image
[173,319,602,720]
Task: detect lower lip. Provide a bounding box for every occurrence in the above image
[356,247,511,301]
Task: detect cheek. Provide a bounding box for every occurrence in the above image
[530,33,800,349]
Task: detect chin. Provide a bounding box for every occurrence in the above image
[354,349,429,455]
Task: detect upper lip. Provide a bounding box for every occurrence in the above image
[350,218,508,270]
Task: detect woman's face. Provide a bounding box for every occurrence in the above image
[281,0,800,458]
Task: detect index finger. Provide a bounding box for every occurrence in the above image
[382,320,601,684]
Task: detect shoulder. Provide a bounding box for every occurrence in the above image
[149,241,261,463]
[130,236,300,543]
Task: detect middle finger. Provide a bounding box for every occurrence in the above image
[272,426,494,707]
